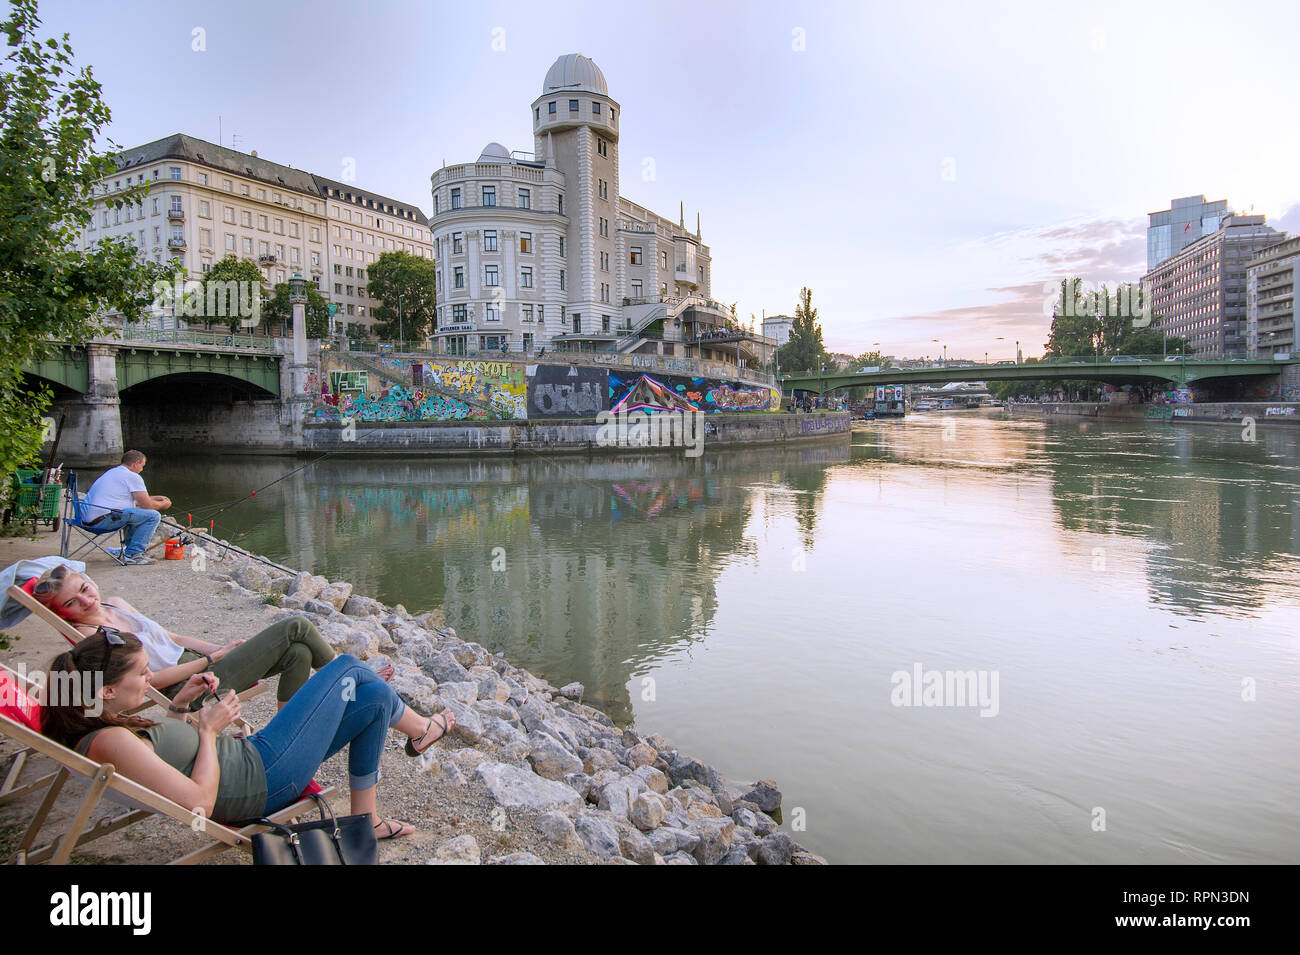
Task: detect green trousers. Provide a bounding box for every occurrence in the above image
[167,616,336,706]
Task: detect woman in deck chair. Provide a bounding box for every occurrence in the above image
[30,564,393,710]
[41,630,453,838]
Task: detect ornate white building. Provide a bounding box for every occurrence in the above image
[430,54,772,373]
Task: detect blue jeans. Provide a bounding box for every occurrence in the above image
[248,655,407,815]
[92,507,160,557]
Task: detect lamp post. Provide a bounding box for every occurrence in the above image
[398,292,405,352]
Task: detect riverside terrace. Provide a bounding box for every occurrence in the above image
[781,354,1300,397]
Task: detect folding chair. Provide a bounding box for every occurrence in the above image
[5,584,267,734]
[59,473,128,566]
[0,700,336,865]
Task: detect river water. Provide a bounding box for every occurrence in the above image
[143,413,1300,864]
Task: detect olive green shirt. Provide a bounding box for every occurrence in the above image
[76,720,267,824]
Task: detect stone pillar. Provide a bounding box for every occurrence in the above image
[53,344,124,467]
[281,290,315,450]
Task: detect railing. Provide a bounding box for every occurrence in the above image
[167,209,184,219]
[114,326,276,350]
[788,351,1296,378]
[166,237,186,248]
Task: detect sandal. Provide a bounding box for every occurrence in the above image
[405,711,453,757]
[373,818,414,840]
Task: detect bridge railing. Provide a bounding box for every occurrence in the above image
[112,326,276,350]
[784,351,1290,380]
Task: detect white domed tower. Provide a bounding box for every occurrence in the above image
[531,54,619,338]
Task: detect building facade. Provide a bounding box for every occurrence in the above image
[1246,235,1300,359]
[1142,214,1286,357]
[78,134,431,335]
[762,314,794,347]
[428,54,774,377]
[1147,195,1229,272]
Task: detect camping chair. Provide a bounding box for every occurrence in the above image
[0,680,336,864]
[5,584,268,734]
[59,473,128,566]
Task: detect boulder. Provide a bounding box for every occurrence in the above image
[668,755,719,791]
[646,826,699,857]
[474,761,582,813]
[582,748,620,775]
[558,682,584,701]
[387,670,439,716]
[473,700,519,725]
[475,670,511,703]
[757,832,795,866]
[536,810,584,851]
[231,564,272,593]
[422,652,471,685]
[527,731,583,781]
[562,772,594,801]
[720,846,756,865]
[573,813,621,858]
[438,681,479,705]
[431,835,480,865]
[629,791,669,832]
[287,572,328,600]
[690,817,735,865]
[791,848,829,865]
[303,598,338,617]
[342,594,384,617]
[619,828,656,865]
[662,851,698,865]
[623,742,657,769]
[741,780,783,814]
[279,593,309,611]
[486,851,544,865]
[316,582,353,611]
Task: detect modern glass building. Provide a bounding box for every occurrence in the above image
[1147,195,1229,271]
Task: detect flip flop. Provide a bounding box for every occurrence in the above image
[373,819,414,840]
[405,711,452,757]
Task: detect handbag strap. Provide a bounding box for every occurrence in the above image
[255,793,347,866]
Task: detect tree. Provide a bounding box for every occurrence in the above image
[777,286,829,375]
[0,0,165,477]
[262,280,331,339]
[848,348,892,399]
[367,251,436,342]
[196,255,268,333]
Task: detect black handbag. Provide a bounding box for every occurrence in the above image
[251,794,377,865]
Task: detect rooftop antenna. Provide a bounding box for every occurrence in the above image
[231,133,244,151]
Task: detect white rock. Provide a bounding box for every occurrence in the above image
[432,835,480,864]
[475,761,583,814]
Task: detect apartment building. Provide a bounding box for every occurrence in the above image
[1147,195,1229,271]
[1246,235,1300,358]
[79,134,429,335]
[1141,214,1286,357]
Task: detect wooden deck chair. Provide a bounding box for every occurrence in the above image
[5,584,267,734]
[0,662,57,808]
[0,703,336,865]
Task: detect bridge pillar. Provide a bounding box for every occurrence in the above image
[48,343,123,467]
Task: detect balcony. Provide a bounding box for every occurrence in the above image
[166,237,186,249]
[258,254,278,266]
[167,208,184,220]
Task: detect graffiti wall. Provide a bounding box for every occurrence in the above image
[527,365,608,417]
[315,355,780,422]
[607,371,780,414]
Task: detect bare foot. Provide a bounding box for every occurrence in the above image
[375,663,395,682]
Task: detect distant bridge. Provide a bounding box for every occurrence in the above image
[782,355,1300,394]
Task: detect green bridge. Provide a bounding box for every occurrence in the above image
[782,355,1300,394]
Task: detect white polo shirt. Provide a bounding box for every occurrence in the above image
[85,465,147,516]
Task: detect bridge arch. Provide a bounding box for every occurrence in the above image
[115,348,280,397]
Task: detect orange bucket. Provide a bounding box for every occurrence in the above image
[164,538,186,560]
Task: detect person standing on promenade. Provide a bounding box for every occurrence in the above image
[85,450,171,565]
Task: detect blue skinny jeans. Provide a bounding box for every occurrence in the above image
[248,654,407,815]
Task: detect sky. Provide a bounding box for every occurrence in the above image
[36,0,1300,361]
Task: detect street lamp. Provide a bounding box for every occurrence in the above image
[397,292,405,351]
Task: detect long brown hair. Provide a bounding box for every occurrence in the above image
[42,630,158,749]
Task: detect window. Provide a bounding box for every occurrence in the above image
[602,314,610,332]
[600,251,609,271]
[257,189,266,200]
[200,229,211,246]
[548,101,556,115]
[452,233,463,253]
[537,305,544,324]
[311,251,320,267]
[518,188,530,209]
[569,98,579,112]
[630,246,642,265]
[661,251,669,269]
[223,207,234,223]
[199,201,210,218]
[559,269,565,291]
[243,237,253,253]
[484,265,499,287]
[291,247,301,264]
[454,267,464,289]
[334,283,343,294]
[520,232,532,253]
[601,283,609,303]
[274,218,284,234]
[660,283,667,296]
[334,264,342,275]
[599,217,608,237]
[451,188,461,209]
[259,240,269,256]
[170,195,183,213]
[346,286,353,296]
[486,303,500,322]
[310,227,320,242]
[534,107,539,121]
[240,184,249,196]
[699,266,704,283]
[559,236,566,257]
[597,138,608,157]
[198,172,208,186]
[522,304,533,323]
[241,211,252,227]
[434,194,440,214]
[482,185,496,207]
[483,230,498,252]
[593,102,601,115]
[572,312,581,333]
[276,243,285,260]
[631,279,642,298]
[169,167,181,180]
[290,222,299,238]
[223,179,233,191]
[152,198,160,215]
[520,267,533,288]
[345,266,353,277]
[557,194,564,215]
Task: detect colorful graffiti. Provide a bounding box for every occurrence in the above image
[325,384,480,421]
[528,365,608,417]
[608,371,780,414]
[317,355,527,421]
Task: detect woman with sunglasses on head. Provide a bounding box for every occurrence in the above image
[30,564,393,711]
[42,630,454,838]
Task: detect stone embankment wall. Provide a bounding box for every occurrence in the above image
[302,412,851,455]
[1005,402,1300,427]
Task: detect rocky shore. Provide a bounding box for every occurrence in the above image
[1,526,825,866]
[217,545,824,866]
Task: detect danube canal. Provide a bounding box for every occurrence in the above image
[146,415,1300,864]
